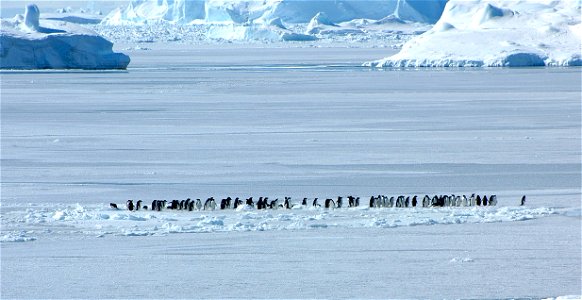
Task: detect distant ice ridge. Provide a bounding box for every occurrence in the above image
[0,203,562,242]
[0,4,130,70]
[98,0,445,42]
[102,0,448,25]
[366,0,582,67]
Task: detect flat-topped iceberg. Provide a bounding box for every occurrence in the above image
[366,0,582,67]
[1,4,130,70]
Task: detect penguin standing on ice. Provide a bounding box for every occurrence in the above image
[126,200,134,211]
[489,195,497,206]
[348,196,354,207]
[324,198,335,209]
[136,200,142,210]
[520,195,526,206]
[257,197,264,210]
[110,203,119,210]
[312,198,320,207]
[204,197,216,210]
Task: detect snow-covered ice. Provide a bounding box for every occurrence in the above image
[1,46,580,298]
[367,0,582,67]
[0,4,130,70]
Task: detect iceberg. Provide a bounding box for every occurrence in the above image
[367,0,582,67]
[101,0,448,25]
[99,0,446,42]
[1,4,130,70]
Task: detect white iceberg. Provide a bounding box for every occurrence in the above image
[101,0,447,25]
[98,0,447,43]
[367,0,582,67]
[1,4,130,70]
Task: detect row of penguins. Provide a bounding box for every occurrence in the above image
[110,194,527,211]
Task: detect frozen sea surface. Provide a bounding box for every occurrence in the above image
[1,46,580,299]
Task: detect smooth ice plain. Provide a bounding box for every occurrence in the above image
[1,46,581,299]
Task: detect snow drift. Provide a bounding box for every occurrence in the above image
[1,4,130,70]
[102,0,448,25]
[366,0,582,67]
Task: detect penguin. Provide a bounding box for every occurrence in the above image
[126,200,134,211]
[263,198,270,209]
[258,197,265,209]
[483,195,488,206]
[377,195,383,208]
[423,195,430,207]
[520,195,526,206]
[312,198,320,207]
[151,200,158,211]
[246,197,254,207]
[302,198,307,206]
[284,197,291,209]
[324,198,335,209]
[489,195,497,206]
[476,195,482,206]
[195,199,202,210]
[110,203,119,210]
[411,195,417,207]
[269,199,278,209]
[348,196,354,207]
[233,198,241,209]
[405,196,410,208]
[136,200,142,211]
[355,197,360,207]
[204,197,216,210]
[369,196,375,208]
[179,200,185,210]
[170,200,179,210]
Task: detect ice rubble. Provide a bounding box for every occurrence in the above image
[0,4,130,70]
[99,0,446,42]
[0,202,561,242]
[367,0,582,67]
